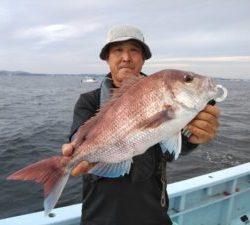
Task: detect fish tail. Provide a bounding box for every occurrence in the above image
[7,156,71,216]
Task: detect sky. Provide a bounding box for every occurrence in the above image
[0,0,250,79]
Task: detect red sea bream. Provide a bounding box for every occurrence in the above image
[7,69,227,215]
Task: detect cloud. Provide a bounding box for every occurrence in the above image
[0,0,250,78]
[0,7,10,26]
[150,56,250,63]
[19,24,77,44]
[15,23,101,46]
[144,55,250,78]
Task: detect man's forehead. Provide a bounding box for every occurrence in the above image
[110,40,142,48]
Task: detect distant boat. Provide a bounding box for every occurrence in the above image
[81,77,98,83]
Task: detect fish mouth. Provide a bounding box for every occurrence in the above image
[203,77,228,102]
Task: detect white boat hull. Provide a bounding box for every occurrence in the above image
[1,162,250,225]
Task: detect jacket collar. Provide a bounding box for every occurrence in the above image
[100,72,147,106]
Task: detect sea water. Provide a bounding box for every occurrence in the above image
[0,74,249,218]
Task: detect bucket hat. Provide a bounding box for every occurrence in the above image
[99,25,152,60]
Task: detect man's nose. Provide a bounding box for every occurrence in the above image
[121,51,132,62]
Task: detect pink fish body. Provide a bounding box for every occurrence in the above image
[7,69,227,215]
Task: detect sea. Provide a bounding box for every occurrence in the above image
[0,73,250,219]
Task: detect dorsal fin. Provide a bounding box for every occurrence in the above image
[112,74,144,99]
[73,74,144,149]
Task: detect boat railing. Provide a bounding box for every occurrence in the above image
[1,162,250,225]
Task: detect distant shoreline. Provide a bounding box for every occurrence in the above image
[0,70,105,77]
[0,70,248,81]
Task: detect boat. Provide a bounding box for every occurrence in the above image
[1,162,249,225]
[81,77,98,83]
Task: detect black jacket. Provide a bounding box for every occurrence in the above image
[70,85,197,225]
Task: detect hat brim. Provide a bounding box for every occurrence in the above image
[99,38,151,60]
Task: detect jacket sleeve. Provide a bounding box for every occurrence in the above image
[69,89,100,141]
[180,134,198,155]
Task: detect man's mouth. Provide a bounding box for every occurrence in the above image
[119,64,134,70]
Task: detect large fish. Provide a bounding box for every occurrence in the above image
[7,69,227,215]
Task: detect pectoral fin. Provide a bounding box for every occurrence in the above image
[160,131,182,160]
[138,105,175,129]
[88,159,133,178]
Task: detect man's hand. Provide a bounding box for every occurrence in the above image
[186,105,220,144]
[61,143,95,176]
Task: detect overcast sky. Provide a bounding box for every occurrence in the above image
[0,0,249,79]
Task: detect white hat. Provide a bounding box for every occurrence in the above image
[99,25,152,60]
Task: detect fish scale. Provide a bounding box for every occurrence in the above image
[79,89,166,162]
[89,93,167,161]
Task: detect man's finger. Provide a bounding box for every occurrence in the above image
[71,161,96,176]
[62,143,74,156]
[188,120,217,135]
[188,125,216,144]
[202,105,220,118]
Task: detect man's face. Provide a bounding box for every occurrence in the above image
[106,40,145,87]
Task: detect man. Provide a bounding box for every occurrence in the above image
[62,25,220,225]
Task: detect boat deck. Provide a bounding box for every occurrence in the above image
[1,162,250,225]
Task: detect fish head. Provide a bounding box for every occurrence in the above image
[159,69,227,112]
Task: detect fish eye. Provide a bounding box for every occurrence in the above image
[184,74,194,82]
